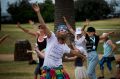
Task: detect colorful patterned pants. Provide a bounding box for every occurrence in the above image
[40,65,70,79]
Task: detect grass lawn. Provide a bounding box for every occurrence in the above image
[0,18,120,79]
[0,60,117,79]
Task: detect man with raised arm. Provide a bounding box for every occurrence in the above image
[32,4,85,79]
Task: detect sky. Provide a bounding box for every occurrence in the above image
[1,0,47,14]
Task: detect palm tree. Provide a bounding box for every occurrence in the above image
[54,0,75,46]
[54,0,75,32]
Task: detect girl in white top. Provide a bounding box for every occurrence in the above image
[63,17,88,79]
[63,17,88,57]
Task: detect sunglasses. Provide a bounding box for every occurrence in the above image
[57,29,67,32]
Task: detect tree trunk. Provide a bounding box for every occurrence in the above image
[0,26,1,31]
[54,0,75,48]
[54,0,75,32]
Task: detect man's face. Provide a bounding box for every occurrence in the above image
[87,32,95,37]
[56,29,68,43]
[57,28,68,35]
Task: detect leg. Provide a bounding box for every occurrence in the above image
[34,64,40,79]
[107,57,115,78]
[99,57,106,78]
[87,51,99,79]
[107,57,112,73]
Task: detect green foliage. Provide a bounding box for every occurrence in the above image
[7,0,54,23]
[7,0,36,23]
[74,0,113,21]
[40,0,54,22]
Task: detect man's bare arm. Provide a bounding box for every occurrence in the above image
[32,4,51,38]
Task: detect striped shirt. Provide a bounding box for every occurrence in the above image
[103,40,114,57]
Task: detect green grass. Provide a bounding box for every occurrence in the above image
[0,23,55,54]
[0,61,34,79]
[0,18,120,54]
[0,18,120,79]
[76,18,120,29]
[0,60,117,79]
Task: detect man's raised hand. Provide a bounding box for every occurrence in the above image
[32,4,40,13]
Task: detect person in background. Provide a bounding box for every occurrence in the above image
[85,26,114,79]
[32,4,85,79]
[98,33,116,79]
[63,16,88,79]
[16,21,47,79]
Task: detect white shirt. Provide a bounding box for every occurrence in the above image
[43,32,71,68]
[74,34,88,57]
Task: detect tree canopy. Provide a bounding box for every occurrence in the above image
[7,0,54,23]
[5,0,118,23]
[74,0,113,21]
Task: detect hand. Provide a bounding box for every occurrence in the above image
[109,31,114,34]
[63,16,67,23]
[84,19,89,26]
[32,4,40,13]
[29,20,34,25]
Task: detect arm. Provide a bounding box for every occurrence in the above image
[32,4,51,38]
[16,22,36,36]
[99,31,114,40]
[64,56,77,61]
[0,35,9,44]
[108,40,116,52]
[70,49,86,61]
[81,19,89,35]
[81,19,89,31]
[63,16,75,35]
[35,45,45,58]
[28,20,37,27]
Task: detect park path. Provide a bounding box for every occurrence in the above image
[0,53,120,61]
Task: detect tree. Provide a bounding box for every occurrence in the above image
[7,0,54,23]
[7,0,36,23]
[74,0,112,21]
[0,1,1,31]
[40,0,54,22]
[109,0,119,13]
[54,0,75,31]
[54,0,75,46]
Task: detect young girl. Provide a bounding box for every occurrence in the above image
[99,33,116,79]
[63,17,88,79]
